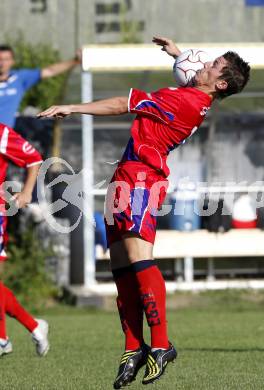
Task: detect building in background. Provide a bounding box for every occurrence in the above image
[0,0,264,57]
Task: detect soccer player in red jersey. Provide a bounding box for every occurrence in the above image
[0,124,49,357]
[38,37,250,386]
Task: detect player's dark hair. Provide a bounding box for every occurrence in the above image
[217,51,250,100]
[0,45,14,57]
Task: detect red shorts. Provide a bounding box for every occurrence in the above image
[104,161,168,246]
[0,213,8,262]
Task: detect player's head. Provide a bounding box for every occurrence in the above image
[217,51,250,99]
[0,45,15,75]
[195,52,250,100]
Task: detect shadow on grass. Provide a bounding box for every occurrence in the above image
[181,347,264,353]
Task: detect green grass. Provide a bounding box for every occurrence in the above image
[2,291,264,389]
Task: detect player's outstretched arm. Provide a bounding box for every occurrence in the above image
[37,97,129,118]
[12,164,41,208]
[41,49,82,79]
[153,36,182,58]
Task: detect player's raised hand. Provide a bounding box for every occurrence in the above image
[37,105,73,119]
[152,36,182,58]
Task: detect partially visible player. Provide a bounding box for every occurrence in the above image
[37,37,250,387]
[0,123,49,357]
[0,44,82,128]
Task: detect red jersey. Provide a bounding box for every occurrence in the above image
[0,123,42,205]
[122,87,212,177]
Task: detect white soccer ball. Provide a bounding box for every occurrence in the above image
[173,49,210,87]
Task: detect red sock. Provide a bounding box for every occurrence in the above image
[0,282,7,339]
[3,284,38,333]
[113,267,144,351]
[132,260,169,349]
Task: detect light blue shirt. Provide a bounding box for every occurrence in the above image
[0,68,41,127]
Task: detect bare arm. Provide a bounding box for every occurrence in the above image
[153,36,182,58]
[37,97,129,118]
[12,164,41,208]
[41,50,82,79]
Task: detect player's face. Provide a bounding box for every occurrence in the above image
[0,51,15,75]
[195,56,228,91]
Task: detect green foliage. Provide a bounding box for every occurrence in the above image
[119,1,143,43]
[4,219,59,310]
[7,34,68,110]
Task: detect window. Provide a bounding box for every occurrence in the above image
[96,22,119,33]
[96,3,121,14]
[30,0,47,13]
[96,20,145,34]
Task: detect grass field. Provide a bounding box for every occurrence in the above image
[2,290,264,390]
